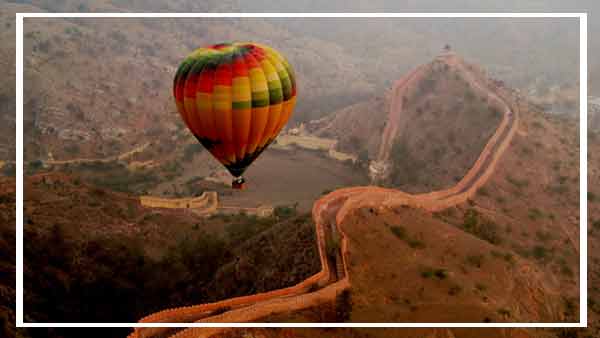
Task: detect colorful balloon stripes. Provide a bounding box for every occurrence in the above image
[173,42,297,185]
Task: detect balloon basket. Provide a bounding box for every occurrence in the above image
[232,177,246,190]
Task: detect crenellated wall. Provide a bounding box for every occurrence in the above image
[139,192,214,210]
[128,55,520,338]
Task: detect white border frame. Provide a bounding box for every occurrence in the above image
[15,12,587,328]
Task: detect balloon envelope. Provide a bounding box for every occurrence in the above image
[173,42,297,187]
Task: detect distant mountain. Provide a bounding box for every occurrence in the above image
[0,0,589,163]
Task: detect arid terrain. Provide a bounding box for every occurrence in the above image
[0,1,598,338]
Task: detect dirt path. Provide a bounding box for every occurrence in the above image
[128,55,521,337]
[2,142,152,169]
[45,142,151,165]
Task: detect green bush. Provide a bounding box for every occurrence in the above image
[420,269,433,279]
[407,238,426,249]
[434,269,448,279]
[531,245,551,262]
[420,267,447,280]
[389,139,423,186]
[477,187,489,197]
[389,226,425,249]
[274,204,297,219]
[461,209,503,245]
[558,259,574,277]
[390,226,407,239]
[490,250,515,266]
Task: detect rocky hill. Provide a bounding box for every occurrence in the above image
[1,1,376,163]
[312,53,505,192]
[0,173,319,337]
[0,0,585,164]
[118,55,594,338]
[0,2,594,337]
[185,74,597,338]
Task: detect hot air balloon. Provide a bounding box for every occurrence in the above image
[173,42,297,189]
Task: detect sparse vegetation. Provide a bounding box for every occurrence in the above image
[84,162,160,193]
[563,297,578,319]
[556,328,580,338]
[335,290,352,322]
[461,209,503,245]
[20,185,318,326]
[490,250,515,266]
[434,268,448,279]
[476,187,489,197]
[475,283,487,292]
[497,308,511,318]
[420,267,447,280]
[274,204,298,219]
[448,284,462,296]
[389,139,423,186]
[465,254,485,268]
[535,230,554,242]
[528,208,544,221]
[420,269,434,279]
[506,175,529,189]
[389,225,425,249]
[531,245,552,263]
[549,183,569,195]
[557,257,574,277]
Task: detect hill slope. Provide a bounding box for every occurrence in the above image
[0,173,319,334]
[124,55,589,338]
[313,53,504,192]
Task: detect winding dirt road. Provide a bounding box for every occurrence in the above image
[128,54,520,338]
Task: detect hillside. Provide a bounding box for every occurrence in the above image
[0,173,320,337]
[1,1,376,164]
[315,97,580,326]
[0,2,594,337]
[266,89,594,338]
[0,1,585,164]
[195,112,598,336]
[118,54,595,338]
[313,53,504,192]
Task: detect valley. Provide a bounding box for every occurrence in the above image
[0,3,596,338]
